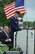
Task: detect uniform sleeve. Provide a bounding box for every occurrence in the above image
[10,17,21,31]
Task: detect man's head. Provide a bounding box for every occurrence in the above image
[3,26,9,32]
[15,11,20,18]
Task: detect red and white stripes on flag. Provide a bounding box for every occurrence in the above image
[4,2,15,19]
[4,2,26,19]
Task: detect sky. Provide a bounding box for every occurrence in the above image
[23,0,35,21]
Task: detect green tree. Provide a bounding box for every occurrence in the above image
[33,21,35,28]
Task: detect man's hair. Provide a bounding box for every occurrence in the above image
[15,11,20,15]
[3,26,9,29]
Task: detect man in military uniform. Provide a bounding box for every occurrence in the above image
[9,11,21,48]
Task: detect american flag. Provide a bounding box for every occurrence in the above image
[4,0,26,19]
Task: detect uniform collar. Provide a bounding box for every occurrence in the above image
[14,16,17,19]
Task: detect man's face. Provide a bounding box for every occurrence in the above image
[15,13,20,18]
[6,28,9,32]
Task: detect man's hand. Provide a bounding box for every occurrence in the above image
[5,39,11,42]
[8,39,11,41]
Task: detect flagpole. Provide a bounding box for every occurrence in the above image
[25,0,28,54]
